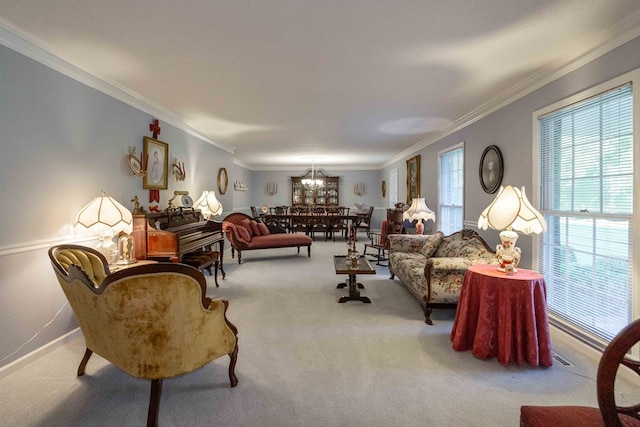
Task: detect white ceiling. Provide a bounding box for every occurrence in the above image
[2,1,640,170]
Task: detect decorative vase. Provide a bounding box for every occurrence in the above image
[496,229,521,273]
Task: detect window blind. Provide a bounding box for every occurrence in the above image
[538,83,633,342]
[439,146,464,235]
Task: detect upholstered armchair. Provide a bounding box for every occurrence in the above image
[520,318,640,426]
[49,245,239,427]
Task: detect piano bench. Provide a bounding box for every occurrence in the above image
[182,251,220,287]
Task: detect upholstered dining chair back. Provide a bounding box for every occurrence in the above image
[49,245,239,427]
[520,318,640,426]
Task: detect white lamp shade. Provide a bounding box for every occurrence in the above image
[194,190,223,218]
[403,198,436,223]
[478,185,547,234]
[74,192,133,234]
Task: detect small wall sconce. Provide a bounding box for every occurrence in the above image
[234,181,247,191]
[266,181,278,195]
[354,182,366,196]
[128,146,147,177]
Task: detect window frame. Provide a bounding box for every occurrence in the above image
[438,142,465,235]
[533,68,640,354]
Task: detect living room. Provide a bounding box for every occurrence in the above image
[2,2,640,426]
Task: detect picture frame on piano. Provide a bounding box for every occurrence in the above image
[143,137,169,190]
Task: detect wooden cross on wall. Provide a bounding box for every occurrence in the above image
[150,119,161,139]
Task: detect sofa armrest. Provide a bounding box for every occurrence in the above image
[388,234,430,254]
[425,257,472,273]
[425,256,499,275]
[222,222,250,247]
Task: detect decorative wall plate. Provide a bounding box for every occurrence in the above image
[261,205,269,214]
[479,145,503,194]
[218,167,228,194]
[128,154,143,176]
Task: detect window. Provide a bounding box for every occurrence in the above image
[536,75,636,348]
[439,144,464,235]
[389,168,399,208]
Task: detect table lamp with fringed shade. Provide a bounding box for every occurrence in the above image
[193,190,223,219]
[74,191,133,261]
[478,185,547,273]
[403,198,436,235]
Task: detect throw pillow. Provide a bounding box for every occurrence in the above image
[250,220,261,236]
[419,232,444,258]
[236,225,251,243]
[257,222,270,235]
[240,218,254,237]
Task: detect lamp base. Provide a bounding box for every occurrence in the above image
[496,229,521,274]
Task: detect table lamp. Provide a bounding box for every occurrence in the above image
[194,190,223,219]
[74,191,133,262]
[403,198,436,235]
[477,185,547,273]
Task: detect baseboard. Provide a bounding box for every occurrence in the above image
[0,328,82,380]
[551,325,640,387]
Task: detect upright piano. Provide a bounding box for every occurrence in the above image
[132,208,224,273]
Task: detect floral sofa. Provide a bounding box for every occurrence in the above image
[388,229,497,324]
[223,212,312,263]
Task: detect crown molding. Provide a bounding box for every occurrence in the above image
[0,18,235,155]
[383,10,640,169]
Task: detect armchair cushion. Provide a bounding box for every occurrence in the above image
[250,220,262,236]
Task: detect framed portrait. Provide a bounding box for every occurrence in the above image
[217,167,228,195]
[406,155,420,204]
[479,145,503,194]
[143,137,169,190]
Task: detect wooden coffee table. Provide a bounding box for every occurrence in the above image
[333,255,376,303]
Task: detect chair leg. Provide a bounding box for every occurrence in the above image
[228,343,239,387]
[77,348,93,376]
[214,259,219,287]
[147,379,163,427]
[425,307,434,325]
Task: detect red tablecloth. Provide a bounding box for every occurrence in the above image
[450,264,553,367]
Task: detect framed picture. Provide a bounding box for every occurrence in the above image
[143,137,169,189]
[381,180,386,198]
[479,145,503,194]
[406,155,420,204]
[217,167,228,195]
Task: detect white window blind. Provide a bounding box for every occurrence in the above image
[538,83,634,343]
[439,145,464,235]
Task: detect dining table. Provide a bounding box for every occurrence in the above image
[260,211,364,241]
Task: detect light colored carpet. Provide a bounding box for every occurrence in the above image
[0,238,636,426]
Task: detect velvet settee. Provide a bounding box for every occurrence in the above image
[388,229,497,324]
[223,212,312,263]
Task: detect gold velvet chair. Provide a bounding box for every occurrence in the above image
[49,245,239,427]
[520,318,640,426]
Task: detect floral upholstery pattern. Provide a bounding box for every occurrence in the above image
[388,230,497,324]
[419,232,444,257]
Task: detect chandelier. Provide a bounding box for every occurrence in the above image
[302,158,324,187]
